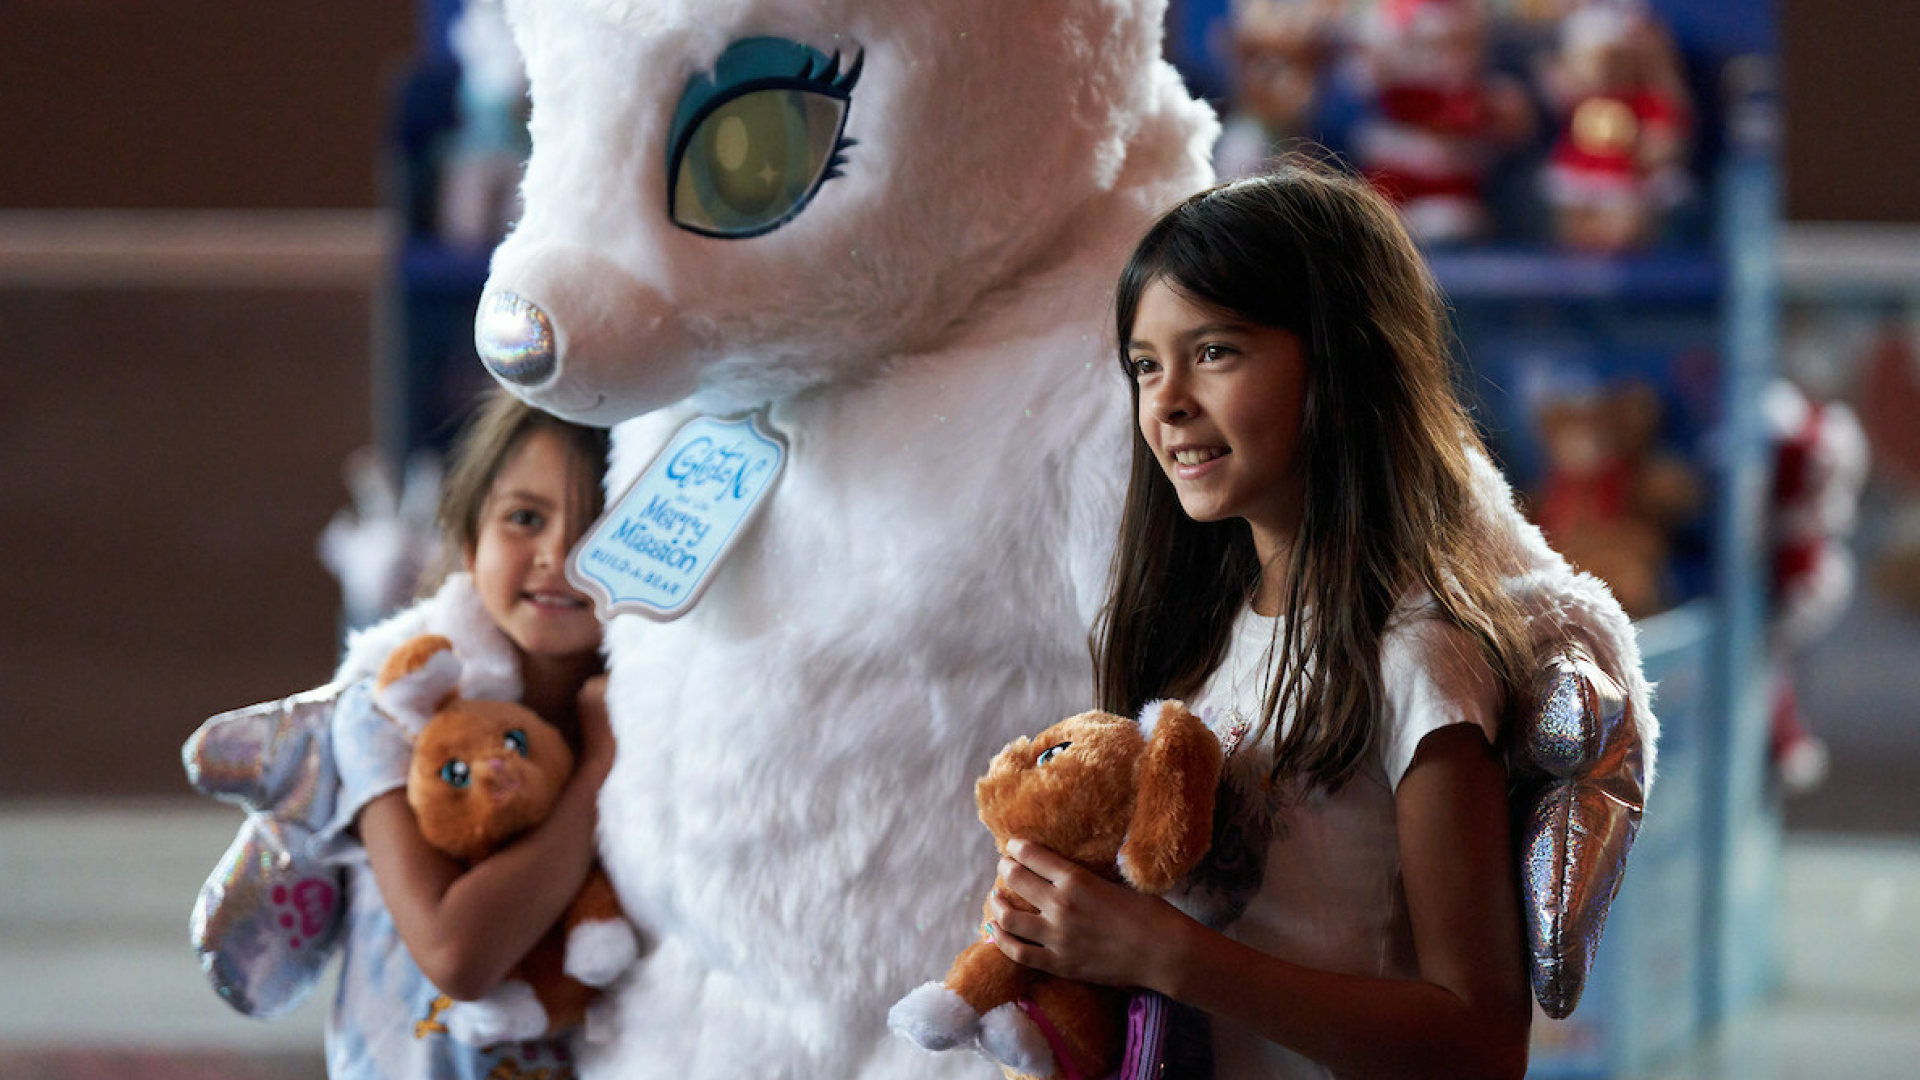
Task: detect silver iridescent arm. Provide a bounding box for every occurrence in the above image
[181,683,348,1017]
[1469,447,1656,1019]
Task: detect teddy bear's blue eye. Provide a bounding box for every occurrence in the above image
[440,759,472,788]
[1037,742,1072,766]
[666,37,861,239]
[503,729,530,756]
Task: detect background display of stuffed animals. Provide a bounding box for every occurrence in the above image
[1211,0,1349,181]
[1536,2,1693,250]
[1526,379,1704,618]
[316,447,445,632]
[1208,0,1701,251]
[1781,299,1920,617]
[1761,380,1867,794]
[1348,0,1536,243]
[1767,293,1915,804]
[1854,312,1920,612]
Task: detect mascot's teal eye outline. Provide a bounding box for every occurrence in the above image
[1036,742,1072,767]
[666,36,862,239]
[503,729,530,756]
[440,759,472,788]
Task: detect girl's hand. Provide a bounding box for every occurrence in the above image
[576,674,615,775]
[986,838,1192,992]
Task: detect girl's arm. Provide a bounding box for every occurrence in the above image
[989,722,1531,1080]
[358,675,616,1001]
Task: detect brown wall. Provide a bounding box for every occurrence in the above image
[1779,0,1920,222]
[0,0,414,210]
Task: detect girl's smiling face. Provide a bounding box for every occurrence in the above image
[466,429,602,664]
[1128,277,1310,558]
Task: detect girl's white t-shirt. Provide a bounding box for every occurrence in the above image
[1171,598,1503,1080]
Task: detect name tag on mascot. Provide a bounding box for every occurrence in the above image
[568,412,786,621]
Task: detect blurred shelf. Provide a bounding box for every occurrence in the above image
[397,239,492,292]
[1431,245,1723,305]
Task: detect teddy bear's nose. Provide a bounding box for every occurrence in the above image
[476,289,558,387]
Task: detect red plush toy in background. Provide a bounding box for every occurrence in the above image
[1763,380,1869,792]
[1537,1,1693,252]
[1351,0,1533,243]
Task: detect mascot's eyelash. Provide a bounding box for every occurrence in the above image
[665,37,865,239]
[800,48,864,94]
[802,50,862,182]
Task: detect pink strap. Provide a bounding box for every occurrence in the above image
[1015,998,1085,1080]
[1016,991,1169,1080]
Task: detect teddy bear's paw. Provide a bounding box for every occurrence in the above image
[564,918,641,987]
[978,1001,1056,1077]
[887,982,980,1051]
[445,981,549,1045]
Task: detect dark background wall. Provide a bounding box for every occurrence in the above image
[0,0,415,210]
[1779,0,1920,222]
[0,1,1910,222]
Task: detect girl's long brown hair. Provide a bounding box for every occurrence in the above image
[426,388,613,590]
[1094,158,1530,790]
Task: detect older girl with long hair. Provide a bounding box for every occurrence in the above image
[987,161,1536,1080]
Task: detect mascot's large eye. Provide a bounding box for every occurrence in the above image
[667,37,861,238]
[440,759,472,788]
[503,729,530,756]
[1037,742,1072,767]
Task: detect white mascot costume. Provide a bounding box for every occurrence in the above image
[462,1,1654,1077]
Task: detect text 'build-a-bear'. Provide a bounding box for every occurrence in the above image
[464,2,1652,1078]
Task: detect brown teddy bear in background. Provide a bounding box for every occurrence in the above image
[374,634,640,1045]
[889,700,1222,1080]
[1530,381,1701,617]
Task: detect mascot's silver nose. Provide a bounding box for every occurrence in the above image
[475,290,558,387]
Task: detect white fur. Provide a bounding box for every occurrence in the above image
[978,1001,1055,1077]
[477,4,1651,1078]
[446,979,550,1045]
[371,647,461,736]
[333,573,522,703]
[566,917,643,988]
[1135,698,1185,741]
[887,982,978,1051]
[488,6,1212,1078]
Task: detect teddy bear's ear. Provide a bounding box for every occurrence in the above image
[1118,700,1222,894]
[374,634,462,738]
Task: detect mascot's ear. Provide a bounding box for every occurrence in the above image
[1118,700,1222,893]
[374,634,462,738]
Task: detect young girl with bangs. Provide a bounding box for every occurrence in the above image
[320,390,614,1080]
[985,161,1538,1080]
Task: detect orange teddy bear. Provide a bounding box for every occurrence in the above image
[374,634,640,1045]
[889,700,1221,1080]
